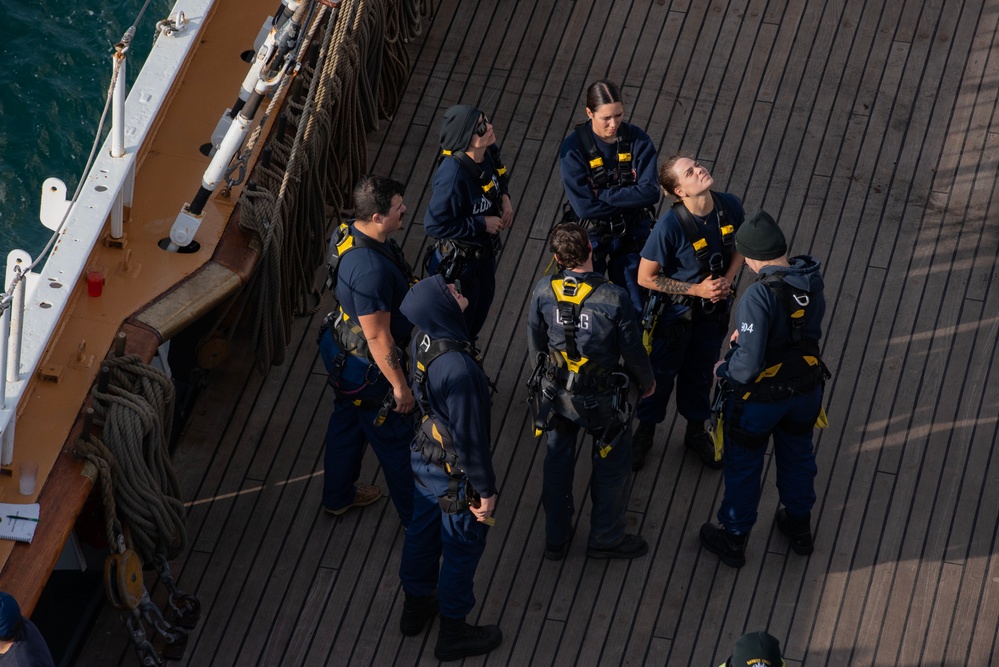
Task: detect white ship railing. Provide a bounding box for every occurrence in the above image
[0,0,215,465]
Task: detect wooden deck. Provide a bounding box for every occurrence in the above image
[74,0,999,664]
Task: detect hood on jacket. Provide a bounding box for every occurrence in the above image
[761,255,824,294]
[400,275,470,342]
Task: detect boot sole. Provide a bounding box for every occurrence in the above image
[434,635,502,661]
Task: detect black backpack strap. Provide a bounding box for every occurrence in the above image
[615,124,635,186]
[672,202,712,273]
[759,272,810,346]
[441,150,503,214]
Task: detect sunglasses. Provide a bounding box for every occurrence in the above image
[475,115,491,137]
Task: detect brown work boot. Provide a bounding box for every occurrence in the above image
[324,483,383,516]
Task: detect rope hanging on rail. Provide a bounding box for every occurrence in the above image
[236,0,425,371]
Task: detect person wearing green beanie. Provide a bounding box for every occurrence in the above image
[700,209,829,568]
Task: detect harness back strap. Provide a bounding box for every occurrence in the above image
[671,192,736,274]
[549,274,603,373]
[412,330,477,416]
[573,122,635,190]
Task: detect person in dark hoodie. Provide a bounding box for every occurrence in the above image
[397,275,501,662]
[527,222,656,561]
[424,104,514,345]
[700,210,828,568]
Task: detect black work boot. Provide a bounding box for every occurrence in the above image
[400,593,438,636]
[775,508,814,555]
[434,616,502,662]
[632,422,656,472]
[685,420,723,469]
[699,522,746,568]
[586,534,649,559]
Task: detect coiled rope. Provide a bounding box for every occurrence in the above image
[236,0,425,371]
[74,354,187,563]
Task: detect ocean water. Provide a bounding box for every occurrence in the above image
[0,0,173,259]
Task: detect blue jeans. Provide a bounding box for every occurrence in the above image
[588,217,651,314]
[400,454,489,619]
[542,416,633,549]
[429,247,495,343]
[717,386,822,534]
[635,313,727,425]
[322,372,415,525]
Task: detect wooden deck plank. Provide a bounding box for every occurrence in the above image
[71,0,999,665]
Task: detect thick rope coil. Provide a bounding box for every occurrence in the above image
[82,354,188,563]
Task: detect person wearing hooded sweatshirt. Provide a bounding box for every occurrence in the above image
[0,592,56,666]
[700,210,828,568]
[527,223,655,561]
[559,80,660,314]
[424,104,514,345]
[397,276,501,661]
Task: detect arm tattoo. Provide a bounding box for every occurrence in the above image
[653,274,695,295]
[385,353,400,370]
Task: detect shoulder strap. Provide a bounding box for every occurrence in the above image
[326,222,417,290]
[412,330,477,415]
[758,272,810,345]
[671,193,735,274]
[615,124,635,186]
[574,123,608,189]
[441,150,503,209]
[549,273,604,365]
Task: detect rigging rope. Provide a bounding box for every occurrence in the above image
[236,0,425,371]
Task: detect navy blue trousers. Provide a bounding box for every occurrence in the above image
[542,417,633,549]
[429,248,495,343]
[588,218,651,314]
[717,386,822,534]
[635,314,727,425]
[399,454,489,619]
[322,372,415,526]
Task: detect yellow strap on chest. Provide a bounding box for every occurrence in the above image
[617,152,632,162]
[588,156,604,169]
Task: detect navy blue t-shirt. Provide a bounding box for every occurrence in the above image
[335,225,413,345]
[640,191,744,318]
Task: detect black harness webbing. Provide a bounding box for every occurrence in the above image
[438,146,508,216]
[550,273,604,371]
[411,330,477,479]
[574,122,635,189]
[671,192,736,275]
[325,222,417,292]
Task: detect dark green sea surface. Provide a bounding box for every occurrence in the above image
[0,0,173,258]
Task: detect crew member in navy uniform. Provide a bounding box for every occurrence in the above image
[558,79,660,313]
[319,175,416,525]
[0,592,55,666]
[700,210,828,568]
[397,275,502,662]
[527,223,655,561]
[633,156,745,471]
[424,104,514,346]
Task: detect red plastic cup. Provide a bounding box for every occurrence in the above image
[87,271,104,297]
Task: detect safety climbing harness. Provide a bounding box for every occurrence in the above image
[73,335,199,666]
[409,329,481,514]
[317,221,416,391]
[640,193,736,350]
[424,145,508,281]
[526,273,635,457]
[574,122,636,190]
